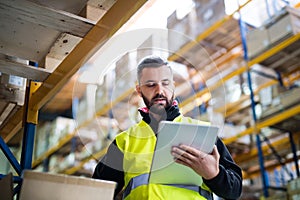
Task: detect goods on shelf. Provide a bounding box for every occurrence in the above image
[82,159,98,172]
[247,28,270,59]
[246,6,300,59]
[46,139,106,173]
[289,193,300,200]
[167,0,226,51]
[48,153,75,173]
[95,82,109,112]
[76,85,97,125]
[265,191,288,200]
[259,86,300,120]
[288,177,300,192]
[22,0,300,186]
[75,139,104,161]
[34,122,51,159]
[48,154,62,172]
[112,53,137,102]
[0,147,20,174]
[268,7,300,44]
[34,117,75,159]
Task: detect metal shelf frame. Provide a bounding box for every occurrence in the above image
[239,2,300,197]
[6,1,299,188]
[0,0,147,196]
[34,0,300,178]
[35,1,254,175]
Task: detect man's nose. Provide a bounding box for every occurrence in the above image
[155,83,164,94]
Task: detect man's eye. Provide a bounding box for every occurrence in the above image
[145,82,156,87]
[162,81,170,86]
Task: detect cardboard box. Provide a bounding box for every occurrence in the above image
[0,173,13,200]
[246,28,270,59]
[268,7,300,44]
[268,14,293,44]
[19,170,116,200]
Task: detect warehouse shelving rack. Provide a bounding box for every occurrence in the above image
[174,0,300,175]
[33,0,284,178]
[13,1,300,199]
[167,1,300,198]
[0,0,147,195]
[30,0,253,175]
[236,3,300,197]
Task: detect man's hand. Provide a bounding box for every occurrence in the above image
[171,144,220,180]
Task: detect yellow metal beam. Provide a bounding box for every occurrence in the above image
[179,65,248,109]
[96,88,135,117]
[287,70,300,84]
[180,34,300,116]
[215,71,298,116]
[222,81,276,117]
[234,135,297,163]
[244,155,300,179]
[27,81,42,124]
[28,0,147,111]
[213,50,242,69]
[248,34,300,66]
[224,104,300,144]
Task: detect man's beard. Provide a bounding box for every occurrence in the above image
[141,93,174,115]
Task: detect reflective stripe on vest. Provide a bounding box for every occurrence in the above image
[123,173,213,200]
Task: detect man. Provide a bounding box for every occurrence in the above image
[93,55,242,200]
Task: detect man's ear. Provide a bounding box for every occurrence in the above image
[136,85,142,97]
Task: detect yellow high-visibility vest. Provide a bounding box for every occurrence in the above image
[115,115,212,200]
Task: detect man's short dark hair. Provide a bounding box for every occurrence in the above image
[137,55,172,84]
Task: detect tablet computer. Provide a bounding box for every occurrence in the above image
[149,121,219,186]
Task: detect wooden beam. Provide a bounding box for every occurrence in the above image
[45,33,82,71]
[0,103,15,126]
[0,107,23,141]
[28,0,147,112]
[0,0,96,38]
[86,0,117,21]
[0,57,50,81]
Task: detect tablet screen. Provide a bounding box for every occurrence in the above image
[149,121,219,185]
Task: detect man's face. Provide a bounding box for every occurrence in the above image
[136,65,175,113]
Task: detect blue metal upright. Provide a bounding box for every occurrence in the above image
[239,13,270,197]
[288,131,300,178]
[20,122,36,170]
[0,79,40,196]
[20,80,38,170]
